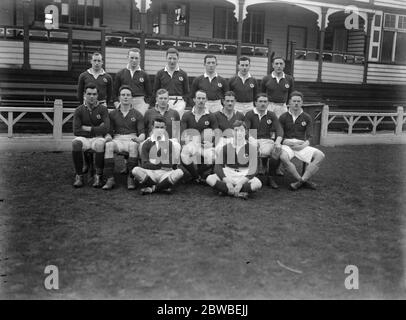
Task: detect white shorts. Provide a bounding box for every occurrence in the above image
[223,166,250,185]
[268,102,288,118]
[132,167,183,184]
[169,97,186,119]
[111,134,139,153]
[234,102,254,115]
[73,137,105,151]
[281,145,318,164]
[132,96,149,116]
[205,100,223,113]
[249,138,274,157]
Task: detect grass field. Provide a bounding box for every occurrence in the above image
[0,144,405,299]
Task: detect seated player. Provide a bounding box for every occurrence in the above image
[206,120,262,199]
[244,93,283,189]
[102,85,145,190]
[279,91,325,190]
[180,90,219,183]
[132,117,184,195]
[72,83,110,188]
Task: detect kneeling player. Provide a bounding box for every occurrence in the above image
[132,117,184,194]
[102,85,145,190]
[206,120,262,199]
[72,84,110,188]
[279,91,325,190]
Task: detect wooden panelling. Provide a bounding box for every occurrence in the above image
[347,30,365,56]
[322,63,364,83]
[294,60,318,82]
[367,63,406,84]
[103,0,131,31]
[0,40,23,68]
[29,42,68,71]
[105,47,129,73]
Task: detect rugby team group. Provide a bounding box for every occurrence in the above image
[72,47,326,199]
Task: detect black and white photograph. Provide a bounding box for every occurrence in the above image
[0,0,405,304]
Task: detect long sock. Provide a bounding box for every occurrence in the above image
[84,151,93,168]
[72,151,84,175]
[198,164,213,178]
[302,163,319,181]
[241,182,252,193]
[268,158,280,176]
[95,152,105,175]
[214,180,229,194]
[104,158,115,178]
[260,157,268,175]
[156,177,172,191]
[127,157,138,176]
[182,162,199,179]
[140,176,155,188]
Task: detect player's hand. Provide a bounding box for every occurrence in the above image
[274,142,282,152]
[105,134,113,142]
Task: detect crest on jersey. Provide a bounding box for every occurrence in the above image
[301,121,307,126]
[96,114,101,119]
[218,83,223,88]
[285,83,290,89]
[139,77,144,82]
[204,121,209,125]
[179,76,184,81]
[103,78,108,83]
[267,119,272,125]
[249,83,254,88]
[131,117,136,122]
[170,117,174,121]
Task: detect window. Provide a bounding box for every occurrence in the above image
[395,32,406,63]
[242,11,265,44]
[149,1,189,36]
[381,13,406,63]
[381,30,395,63]
[398,16,406,29]
[384,14,396,28]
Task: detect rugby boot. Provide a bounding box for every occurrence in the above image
[102,177,115,190]
[92,174,103,188]
[73,174,84,188]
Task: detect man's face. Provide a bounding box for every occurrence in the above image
[91,55,103,71]
[238,60,250,75]
[156,92,169,108]
[194,91,207,108]
[152,121,166,138]
[128,51,140,68]
[289,95,303,112]
[119,89,132,106]
[204,57,217,74]
[223,95,235,113]
[167,53,179,68]
[84,88,98,106]
[255,96,268,113]
[234,126,246,142]
[272,58,285,74]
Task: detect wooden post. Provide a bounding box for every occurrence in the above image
[68,27,73,71]
[320,104,329,145]
[236,0,244,73]
[396,106,404,135]
[53,99,63,140]
[317,8,328,82]
[22,0,30,70]
[363,12,374,84]
[101,28,106,64]
[267,39,272,74]
[7,111,13,138]
[290,41,296,76]
[140,31,146,70]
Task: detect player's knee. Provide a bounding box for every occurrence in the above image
[128,141,139,155]
[132,167,144,181]
[72,139,83,151]
[314,150,325,163]
[170,169,184,184]
[93,140,105,152]
[206,174,219,187]
[250,177,262,191]
[105,141,115,152]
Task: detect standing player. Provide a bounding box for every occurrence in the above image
[244,93,283,189]
[206,120,262,199]
[153,47,189,118]
[132,117,184,195]
[180,90,219,183]
[190,55,229,113]
[77,52,113,107]
[113,48,152,116]
[229,56,258,115]
[261,57,294,118]
[102,85,145,190]
[279,91,325,190]
[72,84,110,188]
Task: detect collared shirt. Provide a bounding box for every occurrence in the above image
[289,109,304,123]
[214,109,245,134]
[73,103,110,138]
[126,64,142,78]
[87,68,106,79]
[164,65,180,78]
[229,74,257,103]
[108,107,144,136]
[253,107,268,120]
[113,67,152,102]
[279,110,313,141]
[192,106,210,123]
[191,74,229,101]
[261,72,294,104]
[153,67,189,105]
[271,71,285,84]
[77,69,113,104]
[181,108,219,136]
[144,106,180,139]
[244,109,283,140]
[238,72,252,84]
[204,72,218,83]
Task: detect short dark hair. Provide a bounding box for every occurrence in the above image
[204,54,217,64]
[84,83,98,93]
[156,88,169,97]
[232,120,246,129]
[128,48,140,55]
[238,56,250,64]
[152,116,166,126]
[118,85,133,95]
[272,56,285,64]
[194,89,207,98]
[166,47,179,57]
[289,91,304,100]
[224,91,236,98]
[91,52,103,60]
[254,93,268,102]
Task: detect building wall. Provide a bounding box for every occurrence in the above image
[0,0,14,25]
[103,0,132,31]
[188,0,215,38]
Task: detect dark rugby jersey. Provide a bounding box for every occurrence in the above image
[214,110,245,137]
[73,103,110,138]
[228,75,258,102]
[180,109,219,133]
[153,68,189,104]
[214,142,258,180]
[109,107,144,136]
[244,109,283,140]
[140,138,177,170]
[261,73,294,104]
[279,111,313,141]
[190,74,229,101]
[144,107,180,139]
[113,68,152,103]
[77,69,113,104]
